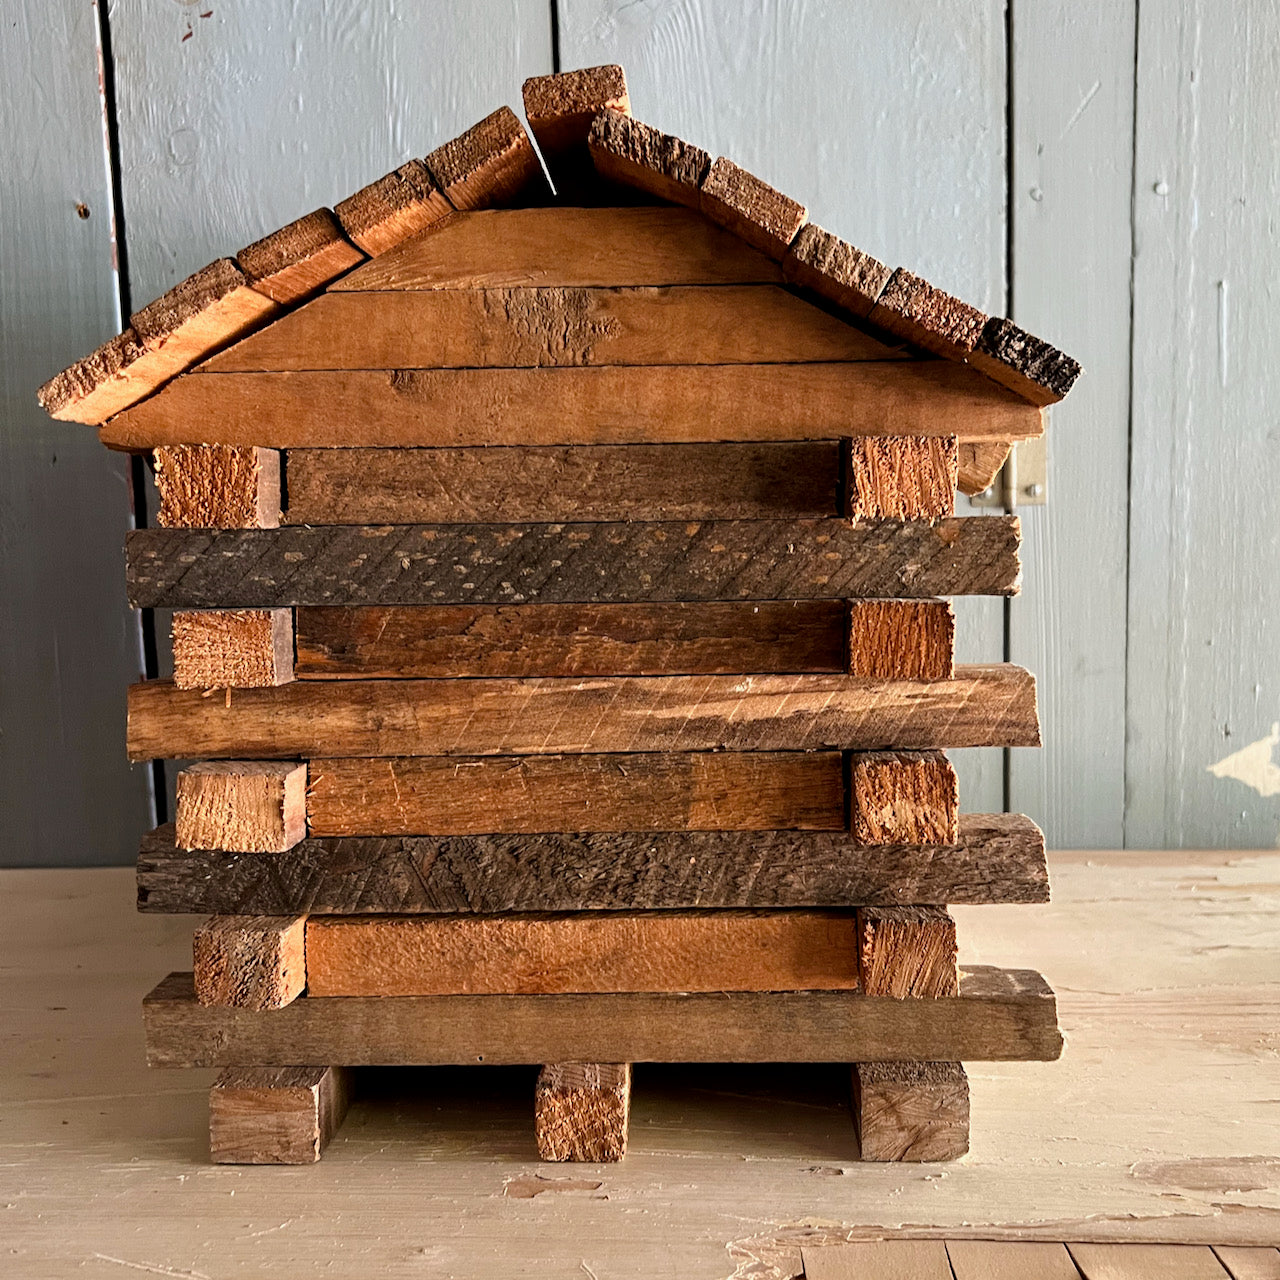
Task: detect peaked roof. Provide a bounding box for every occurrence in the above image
[38,63,1080,428]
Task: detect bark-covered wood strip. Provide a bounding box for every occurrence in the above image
[782,223,892,319]
[868,268,988,360]
[423,106,544,211]
[125,665,1040,762]
[136,812,1050,915]
[333,159,453,257]
[331,206,778,291]
[523,66,631,157]
[699,157,808,260]
[968,316,1082,406]
[125,517,1023,609]
[206,286,902,372]
[306,751,846,836]
[283,442,841,525]
[235,208,364,305]
[587,111,710,209]
[294,601,848,679]
[143,965,1065,1067]
[102,362,1041,451]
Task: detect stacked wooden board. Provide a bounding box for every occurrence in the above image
[41,65,1078,1166]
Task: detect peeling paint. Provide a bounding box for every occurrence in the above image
[1207,723,1280,797]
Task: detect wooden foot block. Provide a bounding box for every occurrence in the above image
[154,444,280,528]
[193,915,307,1010]
[425,106,542,211]
[869,267,988,359]
[210,1065,350,1164]
[587,109,710,209]
[334,159,452,256]
[850,750,959,846]
[846,600,954,681]
[172,609,293,690]
[176,761,306,853]
[857,905,959,998]
[236,208,364,304]
[853,1061,969,1160]
[783,223,891,319]
[535,1063,631,1162]
[699,157,807,260]
[845,435,958,521]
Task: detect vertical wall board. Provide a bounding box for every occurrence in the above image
[1005,3,1135,847]
[1127,3,1280,848]
[560,0,1010,811]
[0,3,153,866]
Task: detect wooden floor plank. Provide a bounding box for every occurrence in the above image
[1069,1244,1230,1280]
[948,1240,1082,1279]
[803,1241,954,1280]
[1214,1248,1280,1280]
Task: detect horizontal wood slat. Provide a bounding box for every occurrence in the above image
[101,363,1043,451]
[143,966,1064,1067]
[126,518,1022,609]
[125,665,1039,762]
[135,813,1050,914]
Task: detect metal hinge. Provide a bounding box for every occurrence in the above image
[969,435,1047,508]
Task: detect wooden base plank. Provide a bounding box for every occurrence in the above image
[193,915,307,1010]
[126,665,1040,762]
[857,906,959,998]
[534,1062,631,1162]
[125,517,1024,609]
[143,965,1064,1067]
[209,1065,350,1164]
[136,812,1050,915]
[304,911,861,997]
[154,445,279,529]
[852,1061,970,1161]
[175,761,306,854]
[172,609,294,690]
[846,600,955,681]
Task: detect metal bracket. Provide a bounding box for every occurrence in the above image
[970,435,1047,508]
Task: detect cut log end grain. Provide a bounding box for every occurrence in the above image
[210,1065,350,1164]
[783,223,892,319]
[176,761,307,853]
[870,268,987,359]
[699,157,807,260]
[587,109,711,209]
[849,750,959,846]
[172,609,294,690]
[535,1063,631,1162]
[193,915,307,1010]
[846,600,955,682]
[852,1061,970,1161]
[425,106,543,211]
[334,159,453,256]
[856,905,959,999]
[969,316,1083,405]
[236,208,364,304]
[845,436,958,521]
[154,444,280,528]
[523,66,630,157]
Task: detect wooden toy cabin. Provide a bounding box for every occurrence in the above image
[40,65,1077,1166]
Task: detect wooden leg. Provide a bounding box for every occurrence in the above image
[209,1065,350,1164]
[534,1062,631,1162]
[852,1061,969,1161]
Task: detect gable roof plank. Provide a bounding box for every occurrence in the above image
[333,159,453,256]
[783,223,893,320]
[698,156,808,260]
[524,65,631,160]
[424,106,545,211]
[968,316,1082,405]
[587,109,711,209]
[236,208,365,305]
[868,267,988,360]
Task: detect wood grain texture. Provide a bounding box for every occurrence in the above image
[1214,1248,1280,1280]
[857,906,959,998]
[143,965,1065,1066]
[332,207,776,291]
[333,159,453,256]
[206,285,901,372]
[294,601,848,679]
[850,751,959,846]
[154,445,280,528]
[125,518,1024,609]
[957,439,1013,495]
[192,915,306,1010]
[305,911,861,996]
[523,66,631,156]
[804,1241,955,1280]
[235,208,364,305]
[305,751,845,836]
[947,1241,1086,1280]
[852,1061,969,1161]
[845,435,958,520]
[423,106,543,211]
[969,317,1082,406]
[135,812,1051,915]
[587,109,710,208]
[172,609,294,690]
[1069,1244,1232,1280]
[868,267,987,359]
[699,157,807,259]
[209,1065,350,1164]
[783,223,892,319]
[126,666,1040,762]
[283,441,841,525]
[175,761,306,854]
[846,600,955,681]
[535,1062,631,1162]
[101,361,1041,451]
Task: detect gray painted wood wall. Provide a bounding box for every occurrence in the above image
[4,0,1276,863]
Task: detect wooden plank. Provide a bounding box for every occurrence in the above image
[235,209,364,305]
[587,108,710,208]
[782,224,892,320]
[1069,1244,1230,1280]
[850,751,959,846]
[332,207,777,291]
[856,906,959,998]
[333,159,453,256]
[852,1062,969,1161]
[957,439,1013,495]
[424,106,543,210]
[868,267,987,359]
[124,518,1024,609]
[305,751,845,836]
[1215,1248,1280,1280]
[135,812,1051,915]
[947,1241,1085,1280]
[192,915,307,1010]
[172,609,294,690]
[154,445,280,528]
[102,360,1042,451]
[142,965,1064,1066]
[970,317,1082,406]
[305,911,861,996]
[206,286,902,372]
[845,436,958,520]
[175,761,307,853]
[699,157,807,260]
[534,1063,631,1162]
[283,441,842,525]
[209,1065,350,1165]
[803,1241,954,1280]
[523,68,630,203]
[846,600,955,682]
[125,666,1040,762]
[295,601,848,679]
